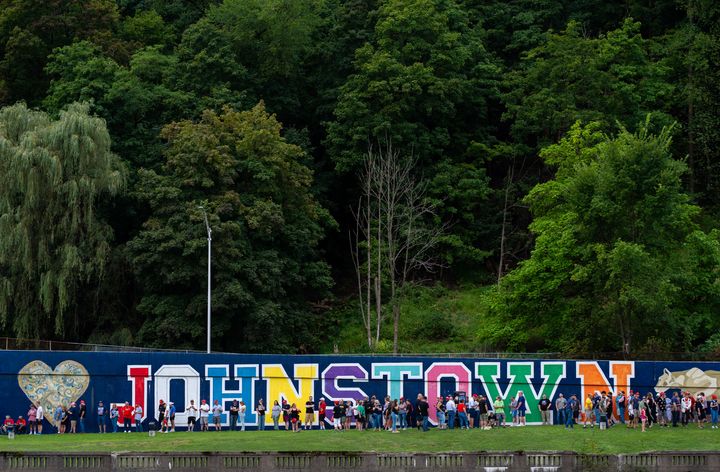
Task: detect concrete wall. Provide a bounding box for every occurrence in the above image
[1,451,718,472]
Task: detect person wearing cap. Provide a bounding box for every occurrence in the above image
[318,398,327,430]
[168,401,176,432]
[67,402,79,433]
[121,401,134,433]
[709,394,719,428]
[445,395,456,429]
[199,400,210,431]
[157,400,166,429]
[15,416,26,434]
[97,401,107,433]
[134,403,143,432]
[186,400,198,432]
[78,400,86,433]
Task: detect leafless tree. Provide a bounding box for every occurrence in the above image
[350,141,444,352]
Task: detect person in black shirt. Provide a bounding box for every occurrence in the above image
[416,394,430,432]
[304,396,314,430]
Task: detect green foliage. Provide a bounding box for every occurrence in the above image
[504,19,674,147]
[493,121,720,354]
[127,103,333,352]
[0,102,124,339]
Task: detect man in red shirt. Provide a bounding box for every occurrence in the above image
[2,416,14,434]
[318,398,327,430]
[15,416,27,434]
[122,401,134,433]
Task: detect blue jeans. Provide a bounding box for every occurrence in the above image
[258,415,265,431]
[617,406,625,424]
[135,419,143,432]
[437,411,445,427]
[421,415,430,432]
[111,418,118,432]
[471,409,480,427]
[372,413,381,429]
[565,410,574,428]
[79,418,85,433]
[711,409,718,426]
[391,412,398,432]
[593,408,601,425]
[496,413,504,427]
[458,412,468,428]
[557,409,565,425]
[399,412,407,428]
[447,411,456,429]
[230,415,238,431]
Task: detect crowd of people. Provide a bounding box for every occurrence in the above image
[2,390,718,435]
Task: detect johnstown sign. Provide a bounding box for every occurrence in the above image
[2,351,718,431]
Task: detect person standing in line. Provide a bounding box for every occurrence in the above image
[445,395,456,430]
[96,401,107,434]
[681,392,693,427]
[186,400,198,432]
[168,402,176,432]
[291,403,301,432]
[696,392,707,429]
[510,396,518,426]
[78,400,86,433]
[555,394,566,426]
[199,399,210,431]
[134,403,143,433]
[229,400,239,431]
[26,404,36,435]
[709,394,719,429]
[390,400,399,433]
[493,396,505,428]
[157,400,166,429]
[303,396,314,430]
[478,395,489,429]
[583,394,592,428]
[35,403,44,435]
[271,400,282,430]
[281,399,291,430]
[318,398,327,430]
[538,394,552,425]
[109,404,118,433]
[68,402,79,433]
[356,401,366,431]
[257,399,266,431]
[467,394,478,429]
[435,397,446,430]
[418,394,430,432]
[615,391,626,425]
[671,392,681,427]
[564,395,576,429]
[458,399,470,429]
[53,405,63,434]
[121,401,133,433]
[238,400,247,431]
[516,391,527,426]
[212,400,223,431]
[398,397,407,430]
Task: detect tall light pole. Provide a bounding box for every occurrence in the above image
[198,206,212,354]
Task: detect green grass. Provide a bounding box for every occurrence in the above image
[326,284,496,354]
[2,426,719,454]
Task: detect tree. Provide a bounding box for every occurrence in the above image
[350,142,443,352]
[0,0,122,105]
[0,102,125,339]
[493,121,720,355]
[327,0,498,269]
[127,103,333,352]
[503,19,674,148]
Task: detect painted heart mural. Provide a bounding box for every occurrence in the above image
[17,360,89,428]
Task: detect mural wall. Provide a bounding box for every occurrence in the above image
[2,351,719,431]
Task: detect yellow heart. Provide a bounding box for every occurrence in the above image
[17,360,89,428]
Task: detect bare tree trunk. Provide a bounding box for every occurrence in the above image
[498,164,514,285]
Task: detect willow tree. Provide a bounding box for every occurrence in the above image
[0,102,124,339]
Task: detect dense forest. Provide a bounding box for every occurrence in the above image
[1,0,719,357]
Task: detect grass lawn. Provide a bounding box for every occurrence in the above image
[1,426,719,454]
